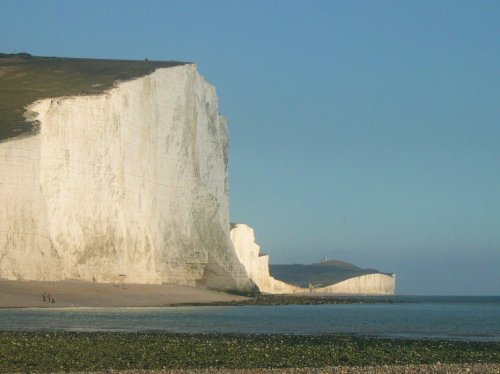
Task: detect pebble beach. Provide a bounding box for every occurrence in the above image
[100,364,500,373]
[1,332,498,373]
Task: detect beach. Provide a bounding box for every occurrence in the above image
[1,282,499,373]
[0,279,249,308]
[0,279,400,309]
[100,364,500,373]
[0,332,498,373]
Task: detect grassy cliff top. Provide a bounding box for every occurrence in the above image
[0,53,188,141]
[269,260,391,288]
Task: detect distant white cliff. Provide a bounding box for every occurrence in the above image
[0,65,253,290]
[231,223,395,295]
[230,224,298,293]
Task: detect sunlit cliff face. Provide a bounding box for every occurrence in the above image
[0,64,253,291]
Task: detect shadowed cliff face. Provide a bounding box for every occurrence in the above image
[0,53,187,141]
[0,62,253,291]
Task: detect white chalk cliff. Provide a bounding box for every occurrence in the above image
[231,223,395,295]
[0,65,253,290]
[230,224,299,293]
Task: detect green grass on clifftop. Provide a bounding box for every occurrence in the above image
[0,53,187,141]
[269,260,393,288]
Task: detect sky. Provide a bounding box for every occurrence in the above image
[1,0,499,295]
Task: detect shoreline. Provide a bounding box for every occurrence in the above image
[0,279,404,309]
[170,293,405,307]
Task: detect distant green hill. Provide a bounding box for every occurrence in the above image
[269,260,390,288]
[0,53,187,141]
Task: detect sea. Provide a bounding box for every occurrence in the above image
[1,296,499,342]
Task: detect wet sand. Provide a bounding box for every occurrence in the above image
[0,279,249,308]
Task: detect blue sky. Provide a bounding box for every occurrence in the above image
[1,0,499,295]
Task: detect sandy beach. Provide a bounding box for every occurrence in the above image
[0,279,249,308]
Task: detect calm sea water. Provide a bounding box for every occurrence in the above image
[1,296,499,341]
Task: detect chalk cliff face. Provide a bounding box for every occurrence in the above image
[0,65,253,290]
[230,224,297,293]
[231,223,395,295]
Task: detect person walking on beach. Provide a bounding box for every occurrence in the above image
[42,292,47,302]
